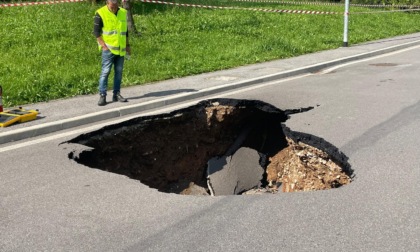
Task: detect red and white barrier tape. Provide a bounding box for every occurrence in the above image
[139,0,340,14]
[351,8,420,14]
[233,0,419,9]
[0,0,85,8]
[235,0,340,6]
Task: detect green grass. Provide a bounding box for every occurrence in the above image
[1,0,420,107]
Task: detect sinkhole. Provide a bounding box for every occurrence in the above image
[64,98,353,196]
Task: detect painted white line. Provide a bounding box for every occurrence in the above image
[319,44,420,74]
[0,74,309,153]
[1,39,419,147]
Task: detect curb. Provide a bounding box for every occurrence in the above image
[1,39,420,145]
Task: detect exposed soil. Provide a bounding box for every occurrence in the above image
[265,137,351,193]
[65,98,352,196]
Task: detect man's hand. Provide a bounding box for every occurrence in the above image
[97,37,109,51]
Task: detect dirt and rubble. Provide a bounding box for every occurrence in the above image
[264,137,351,193]
[65,98,352,196]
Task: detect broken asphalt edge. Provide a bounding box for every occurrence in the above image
[1,39,420,145]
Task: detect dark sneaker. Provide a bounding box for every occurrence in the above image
[98,94,106,106]
[113,93,128,102]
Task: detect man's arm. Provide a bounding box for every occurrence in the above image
[93,13,108,50]
[126,34,131,55]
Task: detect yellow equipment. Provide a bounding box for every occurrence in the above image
[0,108,38,127]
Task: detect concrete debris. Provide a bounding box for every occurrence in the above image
[207,147,264,196]
[266,137,351,192]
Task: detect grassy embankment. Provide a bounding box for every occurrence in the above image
[1,0,420,107]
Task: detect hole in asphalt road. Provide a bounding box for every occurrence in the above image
[64,99,353,196]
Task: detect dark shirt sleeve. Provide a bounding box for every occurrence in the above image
[93,13,103,38]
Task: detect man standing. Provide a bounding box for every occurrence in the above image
[93,0,130,106]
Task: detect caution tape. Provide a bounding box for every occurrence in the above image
[233,0,419,9]
[0,0,85,8]
[235,0,340,6]
[351,8,420,14]
[138,0,340,14]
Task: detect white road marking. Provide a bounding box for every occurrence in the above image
[319,45,420,74]
[0,74,310,153]
[2,45,419,153]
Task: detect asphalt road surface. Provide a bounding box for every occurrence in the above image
[1,46,419,251]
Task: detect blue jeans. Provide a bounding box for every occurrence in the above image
[98,50,125,96]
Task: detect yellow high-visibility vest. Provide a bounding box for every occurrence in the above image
[96,5,127,56]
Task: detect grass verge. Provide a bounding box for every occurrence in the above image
[1,1,419,107]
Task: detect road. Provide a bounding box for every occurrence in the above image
[1,46,420,251]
